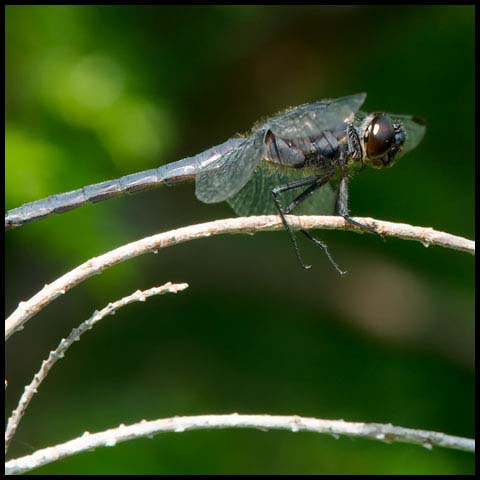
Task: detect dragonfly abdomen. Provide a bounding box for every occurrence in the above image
[4,165,198,229]
[4,176,152,229]
[5,138,243,229]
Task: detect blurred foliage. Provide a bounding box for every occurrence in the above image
[5,5,474,475]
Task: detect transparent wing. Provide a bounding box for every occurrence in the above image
[227,162,337,216]
[391,114,426,156]
[265,93,367,139]
[195,131,266,204]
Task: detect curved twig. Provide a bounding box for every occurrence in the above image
[4,283,188,454]
[5,215,475,341]
[5,413,475,474]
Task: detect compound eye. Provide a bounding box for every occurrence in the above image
[365,115,395,159]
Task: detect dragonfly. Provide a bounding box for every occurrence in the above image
[5,93,425,271]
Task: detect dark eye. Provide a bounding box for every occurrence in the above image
[364,115,395,159]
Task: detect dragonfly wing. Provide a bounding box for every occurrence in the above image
[265,93,366,139]
[195,130,266,204]
[390,114,426,156]
[227,162,337,216]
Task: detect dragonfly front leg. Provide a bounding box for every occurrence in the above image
[336,173,385,240]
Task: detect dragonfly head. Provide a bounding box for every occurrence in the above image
[362,113,426,169]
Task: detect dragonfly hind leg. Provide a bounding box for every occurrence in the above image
[271,176,318,270]
[300,230,346,275]
[272,175,345,274]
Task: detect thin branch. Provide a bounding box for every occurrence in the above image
[4,283,188,455]
[5,215,475,341]
[5,413,475,474]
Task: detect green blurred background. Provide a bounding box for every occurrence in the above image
[5,5,474,474]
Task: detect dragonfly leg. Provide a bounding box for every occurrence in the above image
[336,173,385,240]
[283,173,333,215]
[271,176,319,270]
[300,230,347,275]
[282,176,346,275]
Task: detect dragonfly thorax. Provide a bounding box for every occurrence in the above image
[264,129,348,171]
